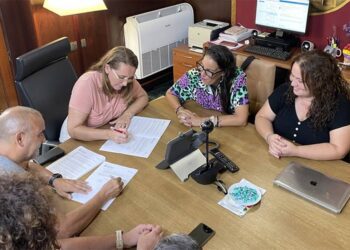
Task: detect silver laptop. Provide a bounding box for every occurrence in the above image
[274,162,350,213]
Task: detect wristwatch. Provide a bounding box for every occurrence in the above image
[48,173,63,187]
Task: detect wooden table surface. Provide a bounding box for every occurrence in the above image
[56,97,350,250]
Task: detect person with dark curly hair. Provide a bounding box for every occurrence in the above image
[0,173,59,249]
[166,45,249,127]
[0,173,163,250]
[255,50,350,160]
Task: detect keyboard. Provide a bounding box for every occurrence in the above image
[243,45,292,61]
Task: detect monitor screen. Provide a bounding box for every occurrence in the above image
[255,0,310,34]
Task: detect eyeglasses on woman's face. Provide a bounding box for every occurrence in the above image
[196,61,222,78]
[111,69,135,84]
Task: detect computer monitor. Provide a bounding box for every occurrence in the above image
[255,0,310,35]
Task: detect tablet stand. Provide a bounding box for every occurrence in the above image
[191,120,224,184]
[156,129,205,170]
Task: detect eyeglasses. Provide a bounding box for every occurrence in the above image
[196,62,222,78]
[111,69,135,84]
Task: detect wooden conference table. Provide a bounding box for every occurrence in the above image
[56,97,350,250]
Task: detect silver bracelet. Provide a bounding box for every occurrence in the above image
[116,230,123,250]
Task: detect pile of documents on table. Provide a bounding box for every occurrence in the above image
[219,25,253,42]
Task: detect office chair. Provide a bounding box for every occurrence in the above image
[236,54,276,123]
[15,37,77,153]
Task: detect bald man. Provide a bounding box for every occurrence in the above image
[0,106,91,198]
[0,106,127,239]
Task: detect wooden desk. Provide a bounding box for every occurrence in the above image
[172,44,296,82]
[173,45,350,85]
[341,67,350,83]
[57,97,350,250]
[234,45,297,70]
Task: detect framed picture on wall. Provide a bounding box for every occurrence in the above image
[310,0,349,15]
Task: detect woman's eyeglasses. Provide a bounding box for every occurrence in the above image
[111,69,135,84]
[196,62,222,78]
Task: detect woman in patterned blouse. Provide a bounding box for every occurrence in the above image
[166,45,249,127]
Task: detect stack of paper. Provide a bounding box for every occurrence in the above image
[47,146,138,211]
[72,162,138,210]
[209,39,243,51]
[100,116,170,158]
[46,146,105,179]
[224,25,249,36]
[219,25,253,43]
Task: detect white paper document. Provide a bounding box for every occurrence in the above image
[46,146,105,179]
[170,149,206,182]
[72,162,138,210]
[100,116,170,158]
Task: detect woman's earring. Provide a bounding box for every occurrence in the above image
[219,75,224,83]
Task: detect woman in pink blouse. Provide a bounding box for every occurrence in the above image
[60,46,148,143]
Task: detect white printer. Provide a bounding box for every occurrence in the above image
[188,19,229,49]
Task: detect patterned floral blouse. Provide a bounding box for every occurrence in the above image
[169,68,249,113]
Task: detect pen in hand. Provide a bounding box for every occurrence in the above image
[110,127,127,134]
[109,127,130,143]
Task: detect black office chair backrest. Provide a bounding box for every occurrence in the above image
[15,37,77,142]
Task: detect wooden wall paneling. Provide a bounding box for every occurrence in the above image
[189,0,231,23]
[107,14,125,46]
[231,0,236,24]
[105,0,231,23]
[78,11,111,70]
[31,4,112,75]
[105,0,176,19]
[0,18,18,109]
[0,81,7,111]
[0,0,37,75]
[30,5,83,74]
[30,6,76,46]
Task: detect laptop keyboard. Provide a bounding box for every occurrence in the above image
[244,45,292,61]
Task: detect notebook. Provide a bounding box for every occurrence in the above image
[273,162,350,213]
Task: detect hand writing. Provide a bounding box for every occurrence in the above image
[98,177,124,202]
[109,127,129,144]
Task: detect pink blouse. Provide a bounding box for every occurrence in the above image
[69,71,145,127]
